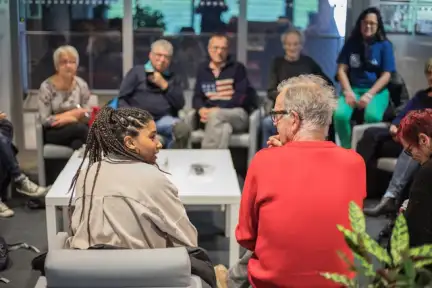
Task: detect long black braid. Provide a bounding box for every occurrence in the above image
[67,106,154,246]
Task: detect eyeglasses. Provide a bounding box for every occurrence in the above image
[362,20,378,27]
[269,110,288,123]
[404,145,413,157]
[152,52,171,60]
[209,46,228,52]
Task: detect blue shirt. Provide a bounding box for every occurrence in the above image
[337,39,395,88]
[392,89,432,126]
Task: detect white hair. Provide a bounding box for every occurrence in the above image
[277,74,337,129]
[151,39,174,56]
[53,45,79,69]
[280,28,304,44]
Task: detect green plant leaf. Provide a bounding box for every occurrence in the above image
[349,201,366,233]
[403,258,416,286]
[353,252,375,277]
[361,233,392,264]
[414,258,432,268]
[337,250,357,272]
[391,214,409,265]
[321,272,354,286]
[410,245,432,258]
[337,225,358,245]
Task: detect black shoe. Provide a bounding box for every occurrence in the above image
[364,197,397,217]
[27,199,45,210]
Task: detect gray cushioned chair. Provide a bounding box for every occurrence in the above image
[34,233,204,288]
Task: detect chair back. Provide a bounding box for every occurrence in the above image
[45,247,195,288]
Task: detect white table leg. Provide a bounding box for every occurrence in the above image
[225,204,231,237]
[45,204,58,250]
[228,204,240,267]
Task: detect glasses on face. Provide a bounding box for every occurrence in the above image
[404,145,413,157]
[59,59,77,66]
[269,110,288,123]
[362,20,378,27]
[152,52,171,60]
[209,46,228,52]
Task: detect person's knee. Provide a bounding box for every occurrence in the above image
[333,108,351,123]
[364,111,383,124]
[172,121,191,141]
[207,108,223,124]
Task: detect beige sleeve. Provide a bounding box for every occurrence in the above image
[144,175,198,247]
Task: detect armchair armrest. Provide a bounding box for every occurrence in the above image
[248,109,261,165]
[35,114,46,186]
[351,122,390,150]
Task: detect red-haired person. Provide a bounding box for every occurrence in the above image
[397,109,432,248]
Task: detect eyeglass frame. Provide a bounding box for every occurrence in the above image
[269,109,302,124]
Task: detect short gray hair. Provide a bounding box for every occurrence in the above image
[277,75,337,128]
[280,28,304,44]
[53,45,79,69]
[151,39,174,56]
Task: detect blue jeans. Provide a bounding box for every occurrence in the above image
[384,151,420,199]
[0,132,21,181]
[156,115,179,148]
[261,115,277,149]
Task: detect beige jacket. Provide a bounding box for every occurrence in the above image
[66,157,198,249]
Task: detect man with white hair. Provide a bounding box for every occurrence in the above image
[234,75,366,287]
[117,39,190,148]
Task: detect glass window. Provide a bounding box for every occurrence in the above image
[415,5,432,35]
[380,2,413,34]
[246,0,346,90]
[20,0,123,91]
[132,0,239,90]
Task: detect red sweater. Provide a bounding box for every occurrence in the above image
[236,141,366,288]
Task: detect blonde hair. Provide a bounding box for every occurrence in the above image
[277,75,337,128]
[424,58,432,74]
[53,45,79,69]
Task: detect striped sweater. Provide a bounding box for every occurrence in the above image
[193,59,249,110]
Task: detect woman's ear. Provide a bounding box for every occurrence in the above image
[124,135,136,151]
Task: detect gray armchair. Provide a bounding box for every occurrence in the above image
[34,233,204,288]
[183,108,261,165]
[36,95,99,186]
[351,122,397,172]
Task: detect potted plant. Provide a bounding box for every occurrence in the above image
[321,202,432,287]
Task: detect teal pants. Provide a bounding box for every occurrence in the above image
[333,87,389,149]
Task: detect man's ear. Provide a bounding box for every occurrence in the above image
[124,135,136,151]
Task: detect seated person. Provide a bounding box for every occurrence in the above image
[235,75,366,287]
[261,28,333,148]
[193,34,254,149]
[363,59,432,216]
[397,109,432,248]
[334,7,395,148]
[0,112,49,218]
[67,106,197,249]
[38,45,91,150]
[117,39,190,149]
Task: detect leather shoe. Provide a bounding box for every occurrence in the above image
[364,197,397,217]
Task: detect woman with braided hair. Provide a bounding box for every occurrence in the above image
[65,106,198,250]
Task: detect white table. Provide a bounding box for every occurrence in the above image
[45,149,241,266]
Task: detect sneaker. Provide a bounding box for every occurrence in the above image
[14,174,49,198]
[0,201,14,218]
